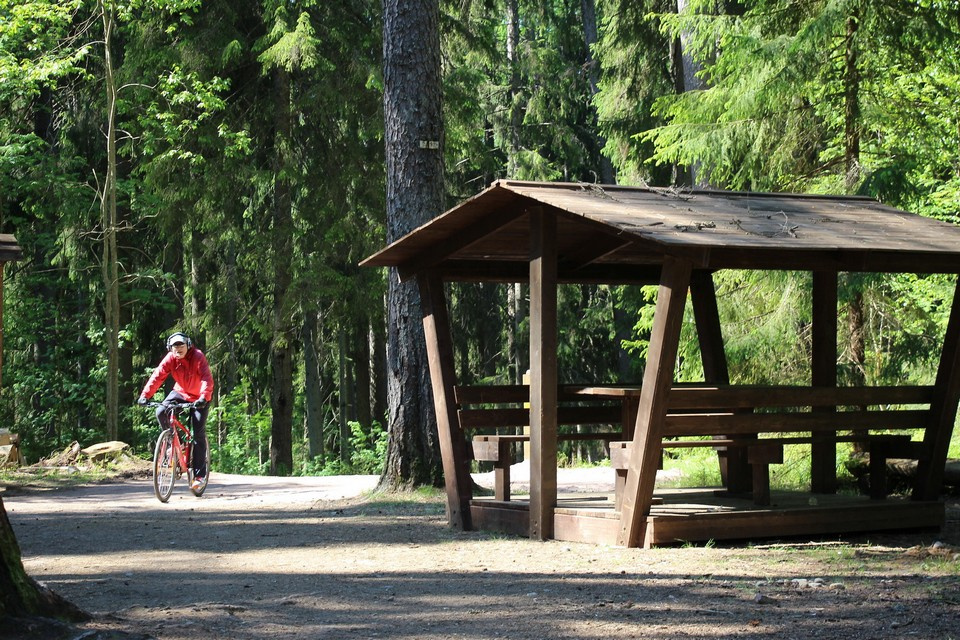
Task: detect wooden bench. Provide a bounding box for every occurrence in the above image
[610,434,916,507]
[460,383,932,505]
[473,433,622,501]
[459,384,626,501]
[476,433,915,505]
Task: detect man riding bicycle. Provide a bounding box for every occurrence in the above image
[138,332,214,491]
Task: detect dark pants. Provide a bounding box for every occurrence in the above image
[156,391,209,478]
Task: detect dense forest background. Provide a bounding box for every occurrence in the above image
[1,0,958,480]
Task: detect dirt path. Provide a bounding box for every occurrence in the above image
[4,471,960,639]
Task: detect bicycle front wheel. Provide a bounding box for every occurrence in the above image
[153,429,176,503]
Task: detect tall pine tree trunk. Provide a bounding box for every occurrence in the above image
[338,326,354,463]
[505,0,522,177]
[675,0,708,188]
[217,236,239,397]
[371,301,387,424]
[844,11,861,193]
[269,66,294,476]
[355,318,372,430]
[303,314,325,460]
[581,0,615,184]
[843,11,867,448]
[504,0,527,383]
[380,0,446,489]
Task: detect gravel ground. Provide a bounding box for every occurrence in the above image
[3,467,959,640]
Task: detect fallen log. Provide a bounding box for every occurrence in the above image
[80,441,130,463]
[38,441,82,468]
[845,455,960,492]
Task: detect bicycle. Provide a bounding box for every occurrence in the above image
[145,400,210,502]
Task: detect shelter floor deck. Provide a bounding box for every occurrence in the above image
[469,488,945,548]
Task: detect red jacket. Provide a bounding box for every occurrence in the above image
[141,347,214,403]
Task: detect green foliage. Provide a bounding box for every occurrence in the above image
[638,0,960,204]
[443,0,611,188]
[298,420,387,476]
[258,9,331,74]
[594,0,676,185]
[717,271,813,385]
[212,387,270,475]
[345,420,388,475]
[659,446,723,488]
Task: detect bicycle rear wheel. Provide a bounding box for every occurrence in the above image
[153,429,176,503]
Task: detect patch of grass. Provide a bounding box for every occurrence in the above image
[330,487,447,517]
[680,538,717,549]
[559,457,614,470]
[0,453,152,493]
[659,440,871,492]
[0,466,108,491]
[949,418,960,458]
[659,446,722,488]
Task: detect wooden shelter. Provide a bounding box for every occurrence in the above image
[0,234,23,389]
[362,180,960,547]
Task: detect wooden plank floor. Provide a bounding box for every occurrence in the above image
[470,488,945,548]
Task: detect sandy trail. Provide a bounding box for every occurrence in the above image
[4,469,958,640]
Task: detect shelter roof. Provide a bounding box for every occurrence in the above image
[0,234,23,262]
[361,180,960,282]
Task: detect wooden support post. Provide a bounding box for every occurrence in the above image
[914,276,960,500]
[529,208,558,540]
[418,272,473,529]
[617,257,692,548]
[471,437,514,500]
[690,269,751,493]
[811,270,838,494]
[748,443,784,506]
[869,440,889,500]
[0,267,4,389]
[494,440,512,501]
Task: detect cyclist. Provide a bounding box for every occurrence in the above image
[138,332,214,491]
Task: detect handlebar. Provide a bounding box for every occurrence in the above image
[141,400,200,409]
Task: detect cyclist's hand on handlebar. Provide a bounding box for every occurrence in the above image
[195,397,207,409]
[138,395,148,406]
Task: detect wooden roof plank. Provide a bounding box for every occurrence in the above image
[361,180,960,277]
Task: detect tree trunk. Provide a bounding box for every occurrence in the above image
[508,282,526,383]
[477,283,500,380]
[842,11,866,449]
[380,0,446,489]
[675,0,708,188]
[581,0,615,184]
[0,496,88,621]
[118,297,134,438]
[613,290,634,381]
[501,0,527,383]
[100,0,121,442]
[303,314,325,460]
[338,327,351,464]
[371,300,387,425]
[505,0,523,177]
[355,317,372,430]
[217,236,239,397]
[843,11,861,193]
[269,66,294,476]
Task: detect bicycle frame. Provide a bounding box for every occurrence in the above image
[166,408,194,477]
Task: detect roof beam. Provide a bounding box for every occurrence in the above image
[703,248,960,273]
[396,208,526,281]
[560,231,634,271]
[432,260,662,285]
